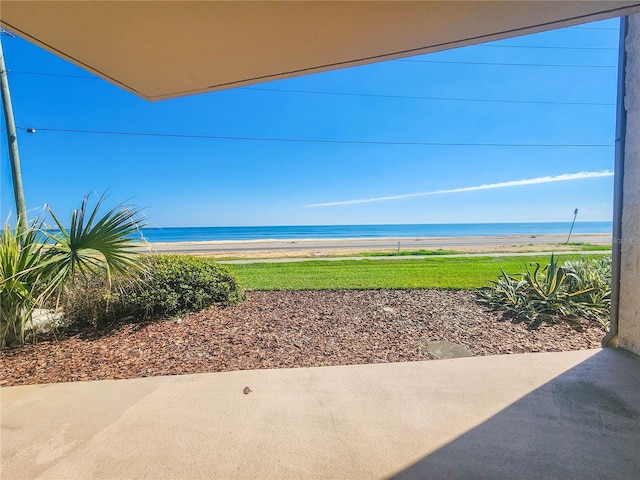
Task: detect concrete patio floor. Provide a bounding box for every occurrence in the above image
[2,348,639,479]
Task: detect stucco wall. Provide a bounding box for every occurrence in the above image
[618,14,640,356]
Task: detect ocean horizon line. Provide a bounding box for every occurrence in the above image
[147,221,613,228]
[138,221,612,243]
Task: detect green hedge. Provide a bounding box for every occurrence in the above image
[63,254,244,327]
[131,255,244,317]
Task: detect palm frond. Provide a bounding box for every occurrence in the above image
[43,193,146,283]
[1,195,146,347]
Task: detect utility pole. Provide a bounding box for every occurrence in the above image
[566,208,578,243]
[0,33,27,232]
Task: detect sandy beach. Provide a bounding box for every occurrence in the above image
[138,233,611,259]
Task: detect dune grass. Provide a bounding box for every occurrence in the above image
[227,253,610,291]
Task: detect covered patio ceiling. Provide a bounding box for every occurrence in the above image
[2,1,640,101]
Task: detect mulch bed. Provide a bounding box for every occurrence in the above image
[1,290,604,387]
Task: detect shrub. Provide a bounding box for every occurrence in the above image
[130,255,244,317]
[61,272,138,328]
[476,254,611,329]
[62,254,244,327]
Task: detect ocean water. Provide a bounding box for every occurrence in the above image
[139,222,612,243]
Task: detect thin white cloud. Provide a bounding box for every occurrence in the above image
[304,170,614,207]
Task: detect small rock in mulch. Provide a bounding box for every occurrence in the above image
[0,290,604,387]
[424,341,473,359]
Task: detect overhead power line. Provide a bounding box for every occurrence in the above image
[397,59,617,68]
[476,44,616,50]
[243,87,614,106]
[8,70,99,80]
[7,71,615,106]
[8,50,620,81]
[20,127,614,148]
[570,26,619,31]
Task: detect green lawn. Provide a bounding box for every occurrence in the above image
[342,249,461,257]
[227,254,610,290]
[565,242,612,251]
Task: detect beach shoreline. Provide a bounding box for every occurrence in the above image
[138,233,612,259]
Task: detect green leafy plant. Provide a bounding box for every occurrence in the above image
[0,220,48,346]
[479,268,529,319]
[477,254,611,328]
[63,255,244,327]
[130,255,244,316]
[0,194,145,347]
[43,195,143,290]
[562,256,611,327]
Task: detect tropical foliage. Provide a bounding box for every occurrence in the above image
[476,254,611,328]
[0,221,49,346]
[43,196,143,288]
[0,194,145,347]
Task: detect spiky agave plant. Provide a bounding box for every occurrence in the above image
[562,257,612,327]
[476,268,528,318]
[524,254,599,319]
[478,254,611,327]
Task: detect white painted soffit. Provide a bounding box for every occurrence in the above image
[2,1,640,101]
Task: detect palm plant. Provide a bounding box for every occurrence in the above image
[43,195,144,291]
[0,220,48,346]
[0,194,145,347]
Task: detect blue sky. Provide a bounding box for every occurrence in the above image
[1,18,620,227]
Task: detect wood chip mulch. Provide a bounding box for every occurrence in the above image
[0,290,604,387]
